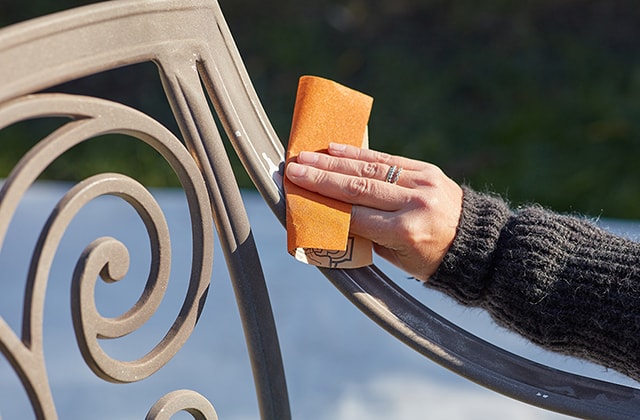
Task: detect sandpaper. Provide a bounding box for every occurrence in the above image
[284,76,373,268]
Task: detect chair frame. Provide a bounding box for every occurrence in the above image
[1,1,639,418]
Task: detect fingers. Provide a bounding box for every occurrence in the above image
[293,144,441,190]
[285,144,429,211]
[326,142,393,165]
[286,162,408,211]
[296,150,392,183]
[327,143,430,172]
[285,143,445,212]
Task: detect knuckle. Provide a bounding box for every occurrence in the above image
[395,216,421,245]
[326,154,343,169]
[413,165,445,188]
[309,166,327,184]
[322,156,337,171]
[344,176,369,198]
[413,193,437,211]
[396,213,431,248]
[361,162,379,178]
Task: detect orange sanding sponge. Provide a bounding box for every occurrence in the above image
[285,76,373,268]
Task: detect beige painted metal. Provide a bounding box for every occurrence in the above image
[146,390,219,420]
[2,1,640,420]
[0,0,287,419]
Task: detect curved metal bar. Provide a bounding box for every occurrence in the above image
[1,2,290,419]
[159,46,291,420]
[323,266,640,419]
[0,92,214,417]
[196,1,640,418]
[2,1,639,419]
[146,389,219,420]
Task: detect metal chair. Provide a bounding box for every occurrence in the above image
[1,0,639,418]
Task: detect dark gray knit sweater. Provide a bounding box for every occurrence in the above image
[429,186,640,382]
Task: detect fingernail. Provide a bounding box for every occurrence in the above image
[286,162,307,178]
[297,151,318,164]
[329,143,346,153]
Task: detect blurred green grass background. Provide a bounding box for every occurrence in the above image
[2,0,639,219]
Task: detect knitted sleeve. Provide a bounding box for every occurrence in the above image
[428,186,640,382]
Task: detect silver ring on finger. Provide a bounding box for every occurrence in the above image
[385,165,403,184]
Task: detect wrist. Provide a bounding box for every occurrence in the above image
[428,186,512,305]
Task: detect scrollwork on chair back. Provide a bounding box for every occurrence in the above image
[0,1,259,418]
[0,92,215,417]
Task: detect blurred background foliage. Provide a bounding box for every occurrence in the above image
[1,0,640,218]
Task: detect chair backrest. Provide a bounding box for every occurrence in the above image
[1,1,640,419]
[0,1,288,418]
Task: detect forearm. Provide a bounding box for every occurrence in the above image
[429,186,640,381]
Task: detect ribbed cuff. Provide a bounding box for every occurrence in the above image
[428,186,512,305]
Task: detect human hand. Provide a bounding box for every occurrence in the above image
[285,143,463,280]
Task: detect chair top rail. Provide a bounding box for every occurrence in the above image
[0,0,286,218]
[0,0,212,103]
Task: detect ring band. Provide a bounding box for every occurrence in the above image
[385,165,402,184]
